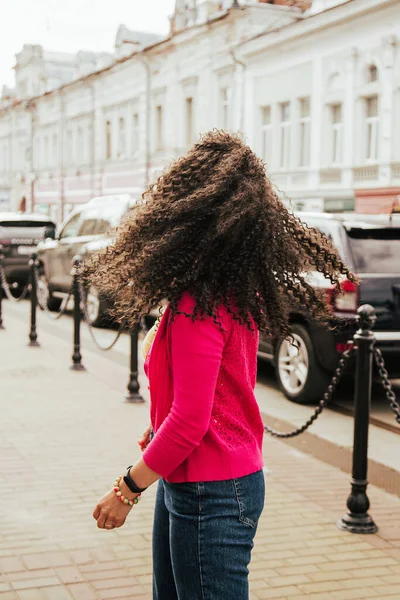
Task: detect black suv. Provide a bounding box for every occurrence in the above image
[259,212,400,404]
[37,195,137,326]
[0,213,56,288]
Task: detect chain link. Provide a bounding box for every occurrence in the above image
[264,347,354,438]
[374,348,400,426]
[0,265,31,302]
[34,268,72,321]
[77,279,123,351]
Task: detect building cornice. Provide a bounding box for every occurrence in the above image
[239,0,399,59]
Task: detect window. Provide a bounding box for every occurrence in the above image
[35,136,41,169]
[0,144,7,172]
[87,123,92,163]
[43,135,49,167]
[105,120,112,160]
[299,97,310,167]
[365,96,379,162]
[118,117,126,159]
[221,87,231,130]
[368,64,378,83]
[19,141,25,170]
[52,133,58,166]
[59,212,81,239]
[331,104,343,165]
[156,105,164,151]
[66,129,73,165]
[132,112,139,155]
[185,97,194,147]
[77,127,84,164]
[279,102,291,169]
[260,106,272,163]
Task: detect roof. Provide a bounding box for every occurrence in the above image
[115,25,164,49]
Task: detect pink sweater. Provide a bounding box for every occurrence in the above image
[142,293,264,483]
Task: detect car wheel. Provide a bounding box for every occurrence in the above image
[85,286,107,328]
[275,323,331,405]
[38,274,62,311]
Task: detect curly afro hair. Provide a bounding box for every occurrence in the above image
[83,130,356,339]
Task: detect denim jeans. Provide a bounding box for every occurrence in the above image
[152,469,265,600]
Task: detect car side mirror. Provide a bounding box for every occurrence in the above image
[44,226,56,240]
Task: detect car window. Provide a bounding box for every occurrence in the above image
[0,220,54,228]
[347,228,400,273]
[59,213,81,239]
[93,203,129,235]
[80,218,98,236]
[94,218,112,235]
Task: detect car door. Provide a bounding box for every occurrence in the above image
[55,211,84,291]
[61,206,106,290]
[42,212,82,291]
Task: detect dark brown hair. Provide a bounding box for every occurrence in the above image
[83,131,356,339]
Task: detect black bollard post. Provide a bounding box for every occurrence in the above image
[70,256,85,371]
[338,304,378,534]
[125,324,144,403]
[28,253,40,347]
[0,249,4,330]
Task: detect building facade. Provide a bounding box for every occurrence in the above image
[0,0,399,221]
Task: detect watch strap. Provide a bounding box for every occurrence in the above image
[123,465,148,494]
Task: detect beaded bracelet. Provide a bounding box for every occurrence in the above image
[113,476,141,507]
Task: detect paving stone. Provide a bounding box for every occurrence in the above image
[1,312,400,600]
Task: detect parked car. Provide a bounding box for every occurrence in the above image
[0,213,56,289]
[259,212,400,404]
[37,195,137,326]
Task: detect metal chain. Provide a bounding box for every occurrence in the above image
[77,279,123,351]
[0,265,31,302]
[264,347,354,438]
[374,348,400,426]
[34,268,72,321]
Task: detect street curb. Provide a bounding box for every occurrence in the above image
[261,411,400,497]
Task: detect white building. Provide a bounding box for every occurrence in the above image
[0,0,399,220]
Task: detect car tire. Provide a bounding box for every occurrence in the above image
[275,323,331,405]
[38,274,62,311]
[85,286,107,328]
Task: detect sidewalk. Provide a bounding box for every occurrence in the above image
[1,310,400,600]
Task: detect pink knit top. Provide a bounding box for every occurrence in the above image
[142,292,264,483]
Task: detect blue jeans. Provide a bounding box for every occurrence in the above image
[152,469,265,600]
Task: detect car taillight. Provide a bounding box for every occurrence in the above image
[328,279,359,314]
[336,342,353,353]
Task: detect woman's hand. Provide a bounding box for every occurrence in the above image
[138,424,152,452]
[93,483,139,530]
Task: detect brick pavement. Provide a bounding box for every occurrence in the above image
[1,310,400,600]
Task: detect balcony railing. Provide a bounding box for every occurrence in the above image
[353,165,379,182]
[320,168,342,184]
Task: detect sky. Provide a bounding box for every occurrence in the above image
[0,0,176,88]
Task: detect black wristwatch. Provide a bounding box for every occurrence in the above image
[123,465,148,494]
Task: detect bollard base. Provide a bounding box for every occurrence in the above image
[28,340,40,347]
[0,323,4,330]
[337,513,378,534]
[70,363,86,371]
[124,392,145,404]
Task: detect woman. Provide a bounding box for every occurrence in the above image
[88,131,355,599]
